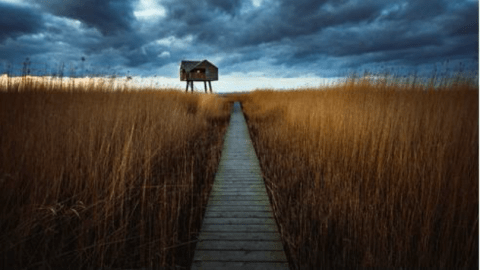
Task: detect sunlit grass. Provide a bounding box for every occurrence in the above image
[0,74,162,92]
[0,76,232,269]
[240,76,478,268]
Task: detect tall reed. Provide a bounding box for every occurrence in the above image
[241,78,478,268]
[0,77,232,269]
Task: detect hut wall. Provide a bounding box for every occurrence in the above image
[180,70,188,81]
[189,69,207,80]
[196,62,218,81]
[180,61,218,81]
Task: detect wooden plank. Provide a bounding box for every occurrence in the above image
[212,185,266,189]
[196,240,284,251]
[204,211,274,218]
[212,181,264,185]
[208,191,267,196]
[206,205,271,212]
[209,195,269,201]
[214,175,262,180]
[210,189,268,194]
[191,261,289,270]
[218,163,261,168]
[202,218,276,225]
[206,200,270,206]
[193,250,287,262]
[215,173,262,177]
[211,185,267,190]
[215,174,262,178]
[198,232,282,241]
[201,224,277,232]
[213,182,265,186]
[212,182,265,186]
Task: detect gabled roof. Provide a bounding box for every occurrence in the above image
[180,60,201,72]
[180,60,217,72]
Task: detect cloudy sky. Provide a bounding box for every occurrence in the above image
[0,0,478,92]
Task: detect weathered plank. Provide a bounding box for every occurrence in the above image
[196,240,284,250]
[208,195,269,201]
[193,250,287,262]
[201,224,278,232]
[210,189,268,194]
[206,205,272,212]
[198,232,282,241]
[211,187,265,191]
[204,211,273,219]
[191,261,289,270]
[208,191,267,196]
[192,102,289,270]
[206,201,271,207]
[202,218,276,225]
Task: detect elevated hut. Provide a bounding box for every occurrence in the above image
[180,60,218,93]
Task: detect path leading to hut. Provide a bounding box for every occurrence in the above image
[191,102,289,270]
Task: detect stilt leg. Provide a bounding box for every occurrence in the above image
[208,81,212,93]
[185,81,189,92]
[204,81,207,93]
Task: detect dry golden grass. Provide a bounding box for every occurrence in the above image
[241,78,478,268]
[0,74,151,91]
[0,77,232,269]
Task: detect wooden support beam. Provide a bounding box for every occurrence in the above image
[204,81,208,93]
[186,81,194,92]
[208,81,213,93]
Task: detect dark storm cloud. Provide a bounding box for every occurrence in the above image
[379,0,446,22]
[157,0,478,69]
[24,0,153,68]
[29,0,136,36]
[290,20,444,60]
[439,2,478,37]
[159,0,385,47]
[0,2,44,42]
[155,0,477,76]
[158,0,245,46]
[207,0,243,14]
[223,0,478,76]
[248,0,383,44]
[0,0,477,78]
[165,0,242,21]
[0,36,50,62]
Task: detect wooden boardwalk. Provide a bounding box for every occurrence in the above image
[191,102,289,270]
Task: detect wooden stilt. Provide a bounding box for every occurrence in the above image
[189,81,194,92]
[185,81,212,93]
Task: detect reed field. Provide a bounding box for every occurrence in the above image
[240,77,478,268]
[0,76,232,269]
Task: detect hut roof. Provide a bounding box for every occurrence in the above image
[180,60,217,72]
